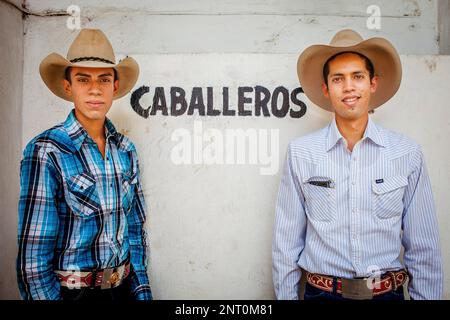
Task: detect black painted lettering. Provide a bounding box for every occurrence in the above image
[150,87,168,116]
[254,86,271,117]
[170,87,188,116]
[188,87,206,116]
[271,86,289,118]
[130,85,151,118]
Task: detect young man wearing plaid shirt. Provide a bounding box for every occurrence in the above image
[17,29,152,301]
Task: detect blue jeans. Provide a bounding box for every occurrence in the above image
[303,282,405,301]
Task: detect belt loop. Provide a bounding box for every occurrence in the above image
[332,277,338,295]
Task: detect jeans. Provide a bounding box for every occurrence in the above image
[303,281,405,301]
[60,275,133,301]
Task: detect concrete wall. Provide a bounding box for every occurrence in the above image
[438,0,450,54]
[25,0,440,55]
[19,0,445,143]
[0,0,23,300]
[0,0,449,299]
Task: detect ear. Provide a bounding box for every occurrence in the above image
[321,82,330,98]
[113,79,119,95]
[63,79,72,96]
[370,75,378,93]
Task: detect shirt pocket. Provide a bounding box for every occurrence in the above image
[65,172,101,218]
[301,176,336,222]
[371,175,408,219]
[122,170,138,214]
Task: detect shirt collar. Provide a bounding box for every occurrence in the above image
[363,117,386,148]
[326,117,386,152]
[63,109,131,152]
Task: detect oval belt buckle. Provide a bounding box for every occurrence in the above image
[110,272,120,286]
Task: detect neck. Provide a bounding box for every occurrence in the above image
[74,109,105,141]
[334,113,369,152]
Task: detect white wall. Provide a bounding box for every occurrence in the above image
[438,0,450,54]
[25,0,440,54]
[1,0,449,299]
[20,53,450,299]
[0,0,23,300]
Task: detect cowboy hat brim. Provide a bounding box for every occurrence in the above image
[39,52,139,102]
[297,37,402,112]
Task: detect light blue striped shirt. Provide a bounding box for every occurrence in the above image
[272,117,443,300]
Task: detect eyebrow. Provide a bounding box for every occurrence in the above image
[74,73,113,78]
[330,71,366,77]
[74,73,92,78]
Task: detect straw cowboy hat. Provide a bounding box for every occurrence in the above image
[39,28,139,101]
[297,29,402,111]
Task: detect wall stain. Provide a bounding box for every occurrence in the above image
[424,57,437,73]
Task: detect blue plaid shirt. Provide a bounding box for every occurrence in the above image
[17,109,152,300]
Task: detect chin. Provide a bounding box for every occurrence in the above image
[84,110,106,120]
[337,110,363,121]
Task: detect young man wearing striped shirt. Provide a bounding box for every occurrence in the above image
[17,29,152,300]
[272,29,443,300]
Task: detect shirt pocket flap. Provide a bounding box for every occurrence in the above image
[65,172,100,218]
[121,171,138,214]
[67,172,96,193]
[372,176,408,195]
[122,170,138,185]
[301,175,336,222]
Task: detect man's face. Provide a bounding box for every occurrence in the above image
[322,53,378,121]
[63,67,119,122]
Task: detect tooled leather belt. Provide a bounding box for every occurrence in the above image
[55,261,131,290]
[306,269,408,300]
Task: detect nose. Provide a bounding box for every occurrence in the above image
[342,77,355,93]
[88,80,102,95]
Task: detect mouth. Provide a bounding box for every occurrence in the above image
[86,101,104,108]
[341,96,360,107]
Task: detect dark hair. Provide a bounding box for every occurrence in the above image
[322,51,375,86]
[64,66,118,84]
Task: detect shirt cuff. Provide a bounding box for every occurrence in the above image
[130,269,152,300]
[133,284,153,300]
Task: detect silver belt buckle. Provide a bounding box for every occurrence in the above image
[341,278,373,300]
[101,268,113,289]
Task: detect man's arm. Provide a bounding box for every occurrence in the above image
[402,145,443,300]
[17,143,61,300]
[272,143,307,300]
[127,151,152,300]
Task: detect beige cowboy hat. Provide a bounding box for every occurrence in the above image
[39,28,139,101]
[297,29,402,111]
